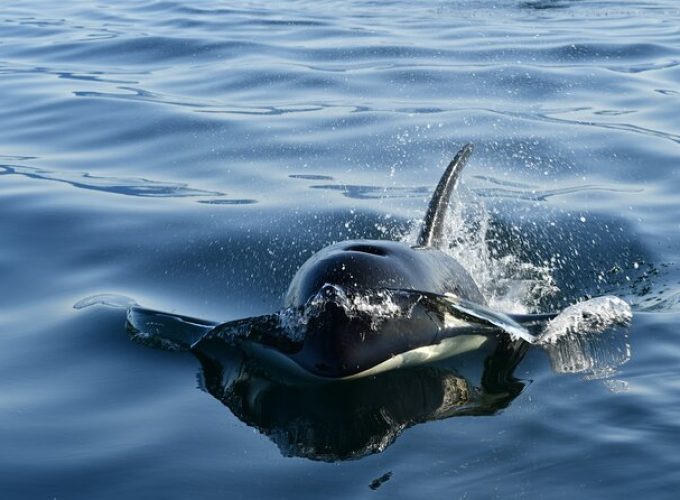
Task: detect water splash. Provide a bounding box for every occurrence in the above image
[536,296,632,378]
[538,295,632,344]
[277,284,419,341]
[403,188,558,314]
[398,179,634,379]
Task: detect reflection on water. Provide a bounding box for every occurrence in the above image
[192,337,527,462]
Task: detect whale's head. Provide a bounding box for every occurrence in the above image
[284,239,484,308]
[271,239,489,379]
[276,281,490,379]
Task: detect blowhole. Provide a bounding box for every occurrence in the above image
[344,244,388,256]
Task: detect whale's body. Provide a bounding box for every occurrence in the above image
[273,240,488,378]
[197,144,544,380]
[118,142,632,384]
[111,142,632,459]
[286,145,482,311]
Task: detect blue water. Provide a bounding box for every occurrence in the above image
[2,0,680,497]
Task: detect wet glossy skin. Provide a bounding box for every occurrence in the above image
[285,239,485,307]
[279,239,488,378]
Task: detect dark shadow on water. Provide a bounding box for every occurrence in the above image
[483,208,658,311]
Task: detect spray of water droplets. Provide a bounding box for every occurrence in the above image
[402,188,558,314]
[277,284,417,341]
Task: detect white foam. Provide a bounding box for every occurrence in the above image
[538,295,633,344]
[277,284,417,340]
[535,296,632,377]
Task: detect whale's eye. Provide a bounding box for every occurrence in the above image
[344,244,387,256]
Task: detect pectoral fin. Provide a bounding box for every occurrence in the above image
[409,290,544,344]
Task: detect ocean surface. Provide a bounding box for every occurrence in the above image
[2,0,680,498]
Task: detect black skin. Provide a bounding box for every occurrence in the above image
[195,144,507,379]
[284,240,485,307]
[279,239,490,378]
[270,144,485,377]
[285,145,479,308]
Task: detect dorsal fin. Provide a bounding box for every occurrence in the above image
[417,144,474,248]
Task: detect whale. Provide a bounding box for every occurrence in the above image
[175,144,556,380]
[114,143,630,382]
[70,142,634,463]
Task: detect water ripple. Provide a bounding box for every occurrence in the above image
[2,0,680,497]
[473,177,643,202]
[489,107,680,146]
[309,183,430,200]
[0,162,257,204]
[0,61,141,85]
